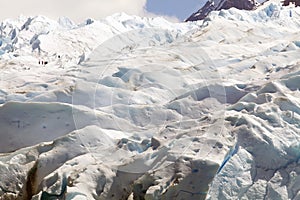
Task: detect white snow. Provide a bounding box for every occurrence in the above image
[0,1,300,199]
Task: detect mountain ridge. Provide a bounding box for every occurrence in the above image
[186,0,267,21]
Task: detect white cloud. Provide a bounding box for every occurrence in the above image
[0,0,155,22]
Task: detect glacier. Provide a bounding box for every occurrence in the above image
[0,1,300,199]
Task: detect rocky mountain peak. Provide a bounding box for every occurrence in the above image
[185,0,262,21]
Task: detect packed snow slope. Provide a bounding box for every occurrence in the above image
[0,1,300,200]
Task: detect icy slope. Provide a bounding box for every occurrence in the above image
[0,13,196,66]
[0,1,300,200]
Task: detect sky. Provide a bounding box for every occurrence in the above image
[0,0,206,23]
[146,0,206,21]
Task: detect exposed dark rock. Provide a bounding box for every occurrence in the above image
[282,0,300,6]
[185,0,261,21]
[151,137,160,150]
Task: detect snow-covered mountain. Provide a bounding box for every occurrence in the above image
[186,0,267,21]
[0,14,196,67]
[0,1,300,199]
